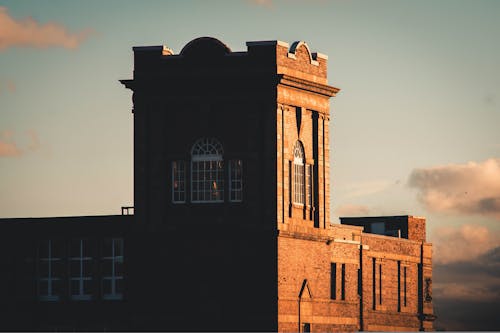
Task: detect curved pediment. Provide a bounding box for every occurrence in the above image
[180,37,231,58]
[288,41,319,66]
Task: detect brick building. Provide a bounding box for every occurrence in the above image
[0,37,434,331]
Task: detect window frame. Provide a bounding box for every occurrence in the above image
[101,238,124,301]
[69,239,93,301]
[172,160,187,203]
[293,141,306,205]
[38,240,61,302]
[229,159,243,202]
[190,137,225,203]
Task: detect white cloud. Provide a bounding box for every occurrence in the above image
[432,224,500,264]
[0,6,93,51]
[408,158,500,220]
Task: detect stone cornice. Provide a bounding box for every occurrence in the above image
[277,74,340,98]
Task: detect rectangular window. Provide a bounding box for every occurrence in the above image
[379,263,382,305]
[303,323,311,332]
[172,160,186,203]
[229,159,243,202]
[372,258,376,310]
[294,163,305,204]
[397,261,401,312]
[404,266,407,307]
[341,263,346,300]
[70,239,92,301]
[38,240,62,301]
[306,164,312,206]
[191,160,224,202]
[102,238,124,300]
[330,263,337,299]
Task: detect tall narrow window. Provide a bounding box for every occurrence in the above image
[404,266,407,307]
[229,159,243,202]
[102,238,124,300]
[70,239,92,301]
[306,164,313,206]
[172,161,186,203]
[341,263,346,300]
[330,263,337,299]
[191,138,224,202]
[38,240,62,301]
[293,141,305,205]
[397,261,401,312]
[372,258,376,310]
[379,263,382,305]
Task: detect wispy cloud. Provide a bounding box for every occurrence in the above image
[0,6,94,51]
[0,130,21,157]
[342,180,392,198]
[432,223,500,264]
[408,158,500,220]
[336,204,371,216]
[0,130,41,157]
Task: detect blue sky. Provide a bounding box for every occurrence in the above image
[1,1,499,329]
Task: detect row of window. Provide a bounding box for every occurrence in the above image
[172,138,243,203]
[176,138,314,207]
[330,260,409,312]
[38,238,123,302]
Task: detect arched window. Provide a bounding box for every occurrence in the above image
[191,137,224,202]
[293,141,305,205]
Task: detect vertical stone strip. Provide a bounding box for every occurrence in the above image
[324,116,330,228]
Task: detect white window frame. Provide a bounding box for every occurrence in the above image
[102,238,124,301]
[38,240,61,302]
[191,137,225,203]
[172,160,186,203]
[229,159,243,202]
[293,141,305,205]
[70,239,92,301]
[306,164,313,207]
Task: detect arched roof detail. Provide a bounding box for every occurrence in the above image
[180,37,231,57]
[288,41,319,65]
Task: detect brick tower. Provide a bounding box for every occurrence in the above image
[121,37,434,331]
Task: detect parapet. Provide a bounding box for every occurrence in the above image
[126,37,332,87]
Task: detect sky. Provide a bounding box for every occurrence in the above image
[1,0,499,330]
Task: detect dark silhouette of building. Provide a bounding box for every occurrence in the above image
[0,37,434,331]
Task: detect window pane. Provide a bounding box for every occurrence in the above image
[113,260,123,276]
[116,278,124,294]
[102,278,112,295]
[39,280,49,296]
[39,261,49,277]
[172,161,186,203]
[70,260,81,276]
[71,280,80,295]
[191,138,224,202]
[229,159,243,202]
[52,260,63,277]
[82,260,92,277]
[83,279,92,295]
[113,238,123,257]
[52,279,62,296]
